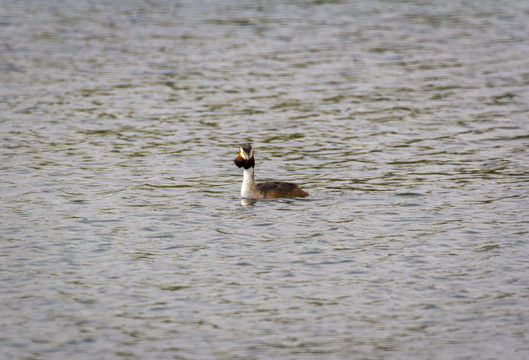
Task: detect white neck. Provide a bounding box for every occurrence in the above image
[241,167,256,198]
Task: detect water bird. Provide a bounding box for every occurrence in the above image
[234,144,309,199]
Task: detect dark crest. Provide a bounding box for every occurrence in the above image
[240,144,252,154]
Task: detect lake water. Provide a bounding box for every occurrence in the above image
[1,0,529,358]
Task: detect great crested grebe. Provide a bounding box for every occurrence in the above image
[234,144,309,199]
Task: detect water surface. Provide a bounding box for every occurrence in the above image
[1,1,529,359]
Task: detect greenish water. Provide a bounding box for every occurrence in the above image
[1,1,529,358]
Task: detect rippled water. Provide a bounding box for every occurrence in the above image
[2,0,529,358]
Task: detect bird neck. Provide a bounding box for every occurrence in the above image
[243,166,255,186]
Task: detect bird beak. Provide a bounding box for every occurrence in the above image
[239,147,247,159]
